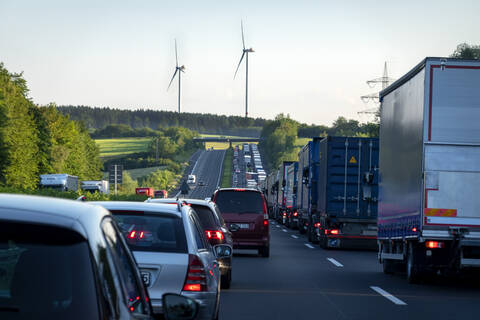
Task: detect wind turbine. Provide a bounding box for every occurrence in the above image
[167,39,185,113]
[234,21,254,118]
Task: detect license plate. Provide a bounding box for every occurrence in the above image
[141,271,151,286]
[238,223,249,229]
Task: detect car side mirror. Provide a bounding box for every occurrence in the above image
[213,244,233,258]
[229,224,240,232]
[162,293,199,320]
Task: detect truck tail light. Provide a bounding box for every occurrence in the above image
[425,241,444,249]
[183,254,207,292]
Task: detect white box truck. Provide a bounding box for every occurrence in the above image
[80,180,110,194]
[378,57,480,283]
[40,174,78,191]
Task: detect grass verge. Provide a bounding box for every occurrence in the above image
[220,148,233,188]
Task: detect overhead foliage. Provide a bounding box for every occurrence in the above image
[259,114,299,170]
[450,43,480,60]
[0,63,102,189]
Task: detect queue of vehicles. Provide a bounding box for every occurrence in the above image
[261,57,480,283]
[1,185,268,319]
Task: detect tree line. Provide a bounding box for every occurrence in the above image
[0,63,102,189]
[58,105,265,137]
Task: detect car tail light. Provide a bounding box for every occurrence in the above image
[425,241,444,249]
[261,194,268,215]
[128,231,136,239]
[183,254,207,292]
[205,230,224,240]
[282,212,287,217]
[293,212,298,217]
[234,188,245,191]
[314,222,321,228]
[263,220,269,226]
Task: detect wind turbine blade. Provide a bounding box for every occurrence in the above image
[167,69,178,90]
[175,39,178,67]
[234,51,246,79]
[241,20,245,50]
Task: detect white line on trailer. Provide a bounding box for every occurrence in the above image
[282,229,288,232]
[327,258,344,267]
[370,286,407,305]
[291,235,299,239]
[304,243,314,249]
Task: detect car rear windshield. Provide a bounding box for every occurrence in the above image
[190,204,219,229]
[215,190,264,214]
[0,221,98,320]
[112,212,188,253]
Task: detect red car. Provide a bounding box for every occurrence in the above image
[212,188,270,257]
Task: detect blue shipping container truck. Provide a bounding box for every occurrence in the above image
[296,138,322,236]
[303,136,379,249]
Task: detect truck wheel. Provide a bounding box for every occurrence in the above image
[382,259,395,275]
[407,243,421,284]
[299,223,306,234]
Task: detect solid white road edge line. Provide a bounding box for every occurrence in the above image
[370,286,407,305]
[304,243,314,249]
[291,235,299,239]
[327,258,344,267]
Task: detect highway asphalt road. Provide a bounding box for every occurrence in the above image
[185,149,225,200]
[219,221,480,320]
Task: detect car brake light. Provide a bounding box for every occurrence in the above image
[264,219,269,226]
[183,254,207,292]
[314,222,321,228]
[282,212,286,216]
[261,194,268,214]
[139,231,144,239]
[425,241,444,249]
[128,231,136,239]
[293,212,298,217]
[205,230,224,240]
[234,188,245,191]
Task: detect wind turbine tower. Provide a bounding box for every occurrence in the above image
[167,39,186,113]
[234,21,254,118]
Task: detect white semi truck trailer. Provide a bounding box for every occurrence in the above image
[378,57,480,283]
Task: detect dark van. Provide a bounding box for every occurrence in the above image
[212,188,270,257]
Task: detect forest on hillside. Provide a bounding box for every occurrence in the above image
[0,63,102,189]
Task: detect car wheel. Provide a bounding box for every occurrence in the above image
[259,246,270,258]
[221,270,231,289]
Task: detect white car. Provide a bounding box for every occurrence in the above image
[187,174,196,184]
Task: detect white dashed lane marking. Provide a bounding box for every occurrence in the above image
[291,235,299,239]
[304,243,314,249]
[282,229,288,232]
[327,258,344,267]
[370,286,407,305]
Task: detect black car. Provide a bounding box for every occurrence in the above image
[0,194,198,320]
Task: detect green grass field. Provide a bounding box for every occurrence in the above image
[95,138,151,157]
[295,137,311,148]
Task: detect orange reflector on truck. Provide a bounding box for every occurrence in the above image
[424,208,457,217]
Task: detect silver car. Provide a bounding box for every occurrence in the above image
[94,201,230,320]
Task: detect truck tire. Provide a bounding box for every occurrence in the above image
[382,259,395,275]
[407,243,422,284]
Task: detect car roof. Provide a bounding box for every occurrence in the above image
[92,201,182,218]
[146,198,214,208]
[215,188,261,193]
[0,193,110,239]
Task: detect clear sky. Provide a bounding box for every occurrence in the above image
[0,0,478,125]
